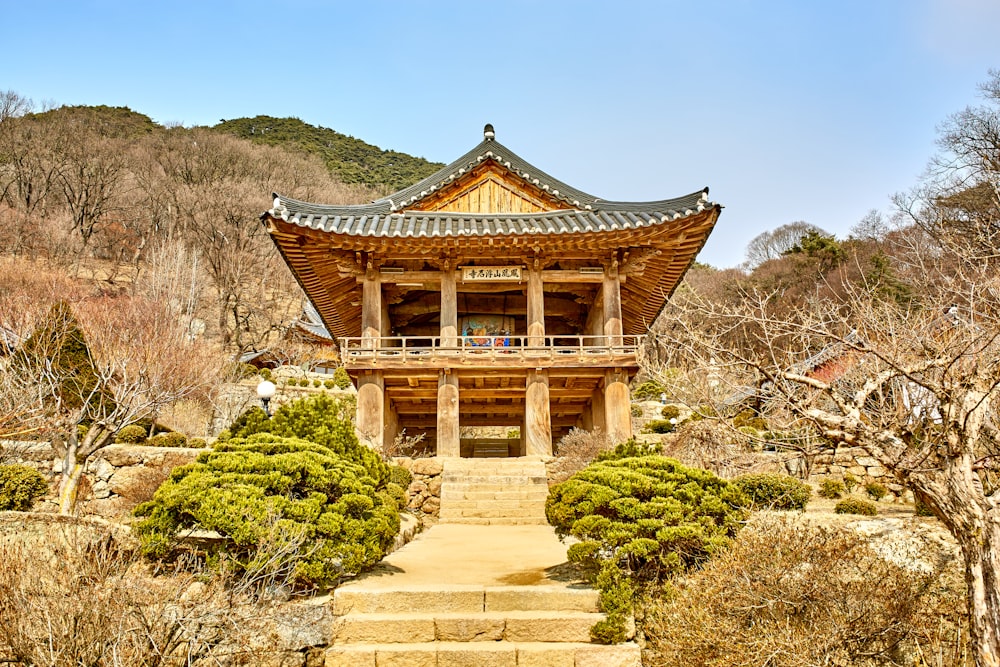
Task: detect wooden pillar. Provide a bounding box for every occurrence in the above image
[525,369,552,456]
[384,397,399,451]
[519,415,528,457]
[527,264,545,347]
[357,371,385,448]
[604,368,632,442]
[440,265,458,348]
[590,386,607,434]
[602,263,623,346]
[437,371,460,457]
[362,270,382,349]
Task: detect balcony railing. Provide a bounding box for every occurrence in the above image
[340,334,643,366]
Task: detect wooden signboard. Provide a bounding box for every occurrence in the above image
[461,266,522,281]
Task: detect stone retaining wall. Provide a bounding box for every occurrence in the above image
[810,446,908,499]
[1,440,204,516]
[393,457,443,524]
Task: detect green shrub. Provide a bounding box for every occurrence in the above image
[188,437,208,449]
[734,473,811,511]
[546,454,746,643]
[818,479,845,499]
[323,379,335,390]
[631,380,665,402]
[915,498,935,517]
[842,473,859,494]
[134,432,400,590]
[389,465,412,490]
[333,367,352,390]
[115,424,148,445]
[595,439,662,462]
[865,482,888,501]
[732,409,767,431]
[221,393,384,486]
[312,379,322,388]
[257,367,272,381]
[0,465,49,510]
[834,497,877,516]
[644,419,675,434]
[630,405,643,418]
[147,432,189,448]
[660,404,681,420]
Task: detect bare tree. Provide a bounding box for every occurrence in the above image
[743,221,827,269]
[650,264,1000,665]
[14,296,222,514]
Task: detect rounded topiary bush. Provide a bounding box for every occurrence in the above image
[546,449,746,643]
[389,465,413,489]
[834,497,878,516]
[0,465,49,511]
[222,393,384,487]
[818,479,845,499]
[734,473,811,511]
[333,366,352,390]
[147,432,188,448]
[323,379,335,390]
[115,424,148,445]
[644,419,675,434]
[133,432,400,590]
[865,482,888,501]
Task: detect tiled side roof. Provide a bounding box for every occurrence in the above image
[268,191,713,238]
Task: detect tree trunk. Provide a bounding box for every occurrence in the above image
[959,520,1000,667]
[57,439,82,515]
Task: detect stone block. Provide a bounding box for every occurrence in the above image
[485,587,599,612]
[574,644,642,667]
[855,456,879,468]
[325,647,375,667]
[866,467,885,478]
[412,458,444,476]
[331,614,435,644]
[333,587,484,615]
[436,644,516,667]
[435,615,504,641]
[427,477,442,496]
[373,644,436,667]
[421,497,440,514]
[516,643,575,667]
[846,466,867,477]
[503,613,598,642]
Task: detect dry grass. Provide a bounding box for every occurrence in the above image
[0,517,326,666]
[643,513,969,667]
[548,428,613,484]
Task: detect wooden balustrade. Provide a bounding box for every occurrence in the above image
[341,334,642,367]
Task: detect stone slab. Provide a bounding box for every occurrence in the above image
[485,586,599,612]
[333,587,484,614]
[331,614,436,643]
[437,643,517,667]
[574,643,642,667]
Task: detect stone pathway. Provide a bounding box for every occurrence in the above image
[324,464,641,667]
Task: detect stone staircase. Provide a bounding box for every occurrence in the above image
[438,457,549,525]
[326,583,640,666]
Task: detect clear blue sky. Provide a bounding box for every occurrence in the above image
[4,0,999,267]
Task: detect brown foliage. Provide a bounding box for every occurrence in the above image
[645,515,969,667]
[548,428,613,484]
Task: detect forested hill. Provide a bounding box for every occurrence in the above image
[213,116,444,192]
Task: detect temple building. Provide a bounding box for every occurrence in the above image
[262,125,721,458]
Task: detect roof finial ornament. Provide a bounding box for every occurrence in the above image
[483,123,495,141]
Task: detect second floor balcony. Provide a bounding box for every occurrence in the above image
[340,334,643,370]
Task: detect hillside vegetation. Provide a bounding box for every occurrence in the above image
[215,115,443,192]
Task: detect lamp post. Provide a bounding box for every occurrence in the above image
[256,379,277,417]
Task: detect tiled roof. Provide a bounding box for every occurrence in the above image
[267,132,717,232]
[268,190,713,238]
[293,301,333,341]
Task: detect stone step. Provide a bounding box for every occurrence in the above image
[441,475,548,485]
[440,490,549,501]
[331,610,603,644]
[435,516,549,526]
[438,509,545,521]
[333,585,599,615]
[325,641,642,667]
